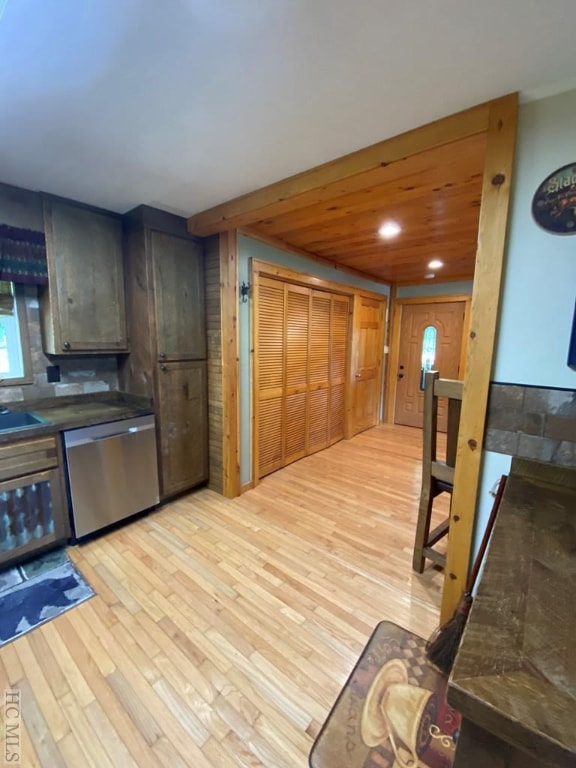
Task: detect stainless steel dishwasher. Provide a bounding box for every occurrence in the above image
[63,414,160,538]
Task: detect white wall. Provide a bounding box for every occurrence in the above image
[238,235,390,485]
[474,89,576,550]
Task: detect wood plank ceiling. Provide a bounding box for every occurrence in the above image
[190,132,486,285]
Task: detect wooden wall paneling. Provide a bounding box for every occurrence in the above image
[204,235,224,493]
[219,230,241,498]
[441,94,518,622]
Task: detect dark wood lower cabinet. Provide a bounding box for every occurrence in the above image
[156,360,208,499]
[0,437,68,567]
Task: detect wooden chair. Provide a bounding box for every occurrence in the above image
[412,370,463,573]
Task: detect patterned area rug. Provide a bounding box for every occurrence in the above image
[310,621,461,768]
[0,549,94,647]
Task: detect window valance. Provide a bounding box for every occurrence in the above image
[0,224,48,285]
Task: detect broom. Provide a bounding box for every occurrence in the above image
[425,473,508,676]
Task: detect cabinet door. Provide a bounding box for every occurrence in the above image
[157,360,208,498]
[151,231,206,360]
[0,468,68,568]
[43,197,128,353]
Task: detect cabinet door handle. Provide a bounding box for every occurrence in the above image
[159,352,166,359]
[160,364,167,371]
[62,341,71,350]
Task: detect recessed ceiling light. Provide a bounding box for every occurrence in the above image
[428,259,444,269]
[378,221,401,239]
[425,273,436,279]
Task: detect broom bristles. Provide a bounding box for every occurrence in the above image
[425,593,473,676]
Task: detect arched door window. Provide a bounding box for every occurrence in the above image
[420,325,437,390]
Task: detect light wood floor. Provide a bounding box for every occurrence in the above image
[0,424,448,768]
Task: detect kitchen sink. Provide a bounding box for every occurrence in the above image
[0,412,46,432]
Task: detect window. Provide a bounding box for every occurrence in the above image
[420,325,437,391]
[421,325,437,371]
[0,283,32,385]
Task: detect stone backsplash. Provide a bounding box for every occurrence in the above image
[0,286,119,404]
[485,383,576,467]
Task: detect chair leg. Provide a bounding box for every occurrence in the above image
[413,483,434,573]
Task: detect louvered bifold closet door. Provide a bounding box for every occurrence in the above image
[285,284,310,465]
[329,295,350,444]
[308,290,331,454]
[257,278,285,477]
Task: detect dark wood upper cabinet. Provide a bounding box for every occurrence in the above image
[41,196,128,354]
[151,230,206,360]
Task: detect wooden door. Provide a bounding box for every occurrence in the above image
[43,197,127,353]
[151,231,206,361]
[255,277,351,479]
[157,360,208,499]
[349,296,386,436]
[394,301,466,430]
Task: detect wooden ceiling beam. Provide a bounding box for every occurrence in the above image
[187,100,497,236]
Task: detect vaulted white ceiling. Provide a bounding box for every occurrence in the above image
[1,0,576,218]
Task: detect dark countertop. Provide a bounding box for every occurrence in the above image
[448,458,576,768]
[0,391,154,444]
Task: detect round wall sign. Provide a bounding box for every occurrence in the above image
[532,163,576,234]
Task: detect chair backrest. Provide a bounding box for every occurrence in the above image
[422,370,463,487]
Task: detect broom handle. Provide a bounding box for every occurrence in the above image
[465,474,507,594]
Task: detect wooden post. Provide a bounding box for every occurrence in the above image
[220,230,240,498]
[441,94,518,622]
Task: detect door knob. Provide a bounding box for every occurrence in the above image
[398,373,404,379]
[160,364,167,371]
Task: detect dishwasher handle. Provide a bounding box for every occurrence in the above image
[89,425,150,442]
